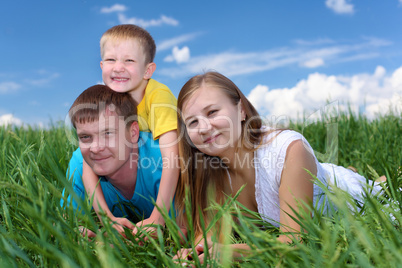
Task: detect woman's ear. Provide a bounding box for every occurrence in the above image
[239,100,246,121]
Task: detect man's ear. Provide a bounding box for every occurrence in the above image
[129,121,140,144]
[143,62,156,80]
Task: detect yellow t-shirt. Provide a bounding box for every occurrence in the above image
[137,79,177,140]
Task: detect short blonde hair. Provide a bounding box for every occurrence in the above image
[100,24,156,64]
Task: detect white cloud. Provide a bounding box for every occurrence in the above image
[247,65,402,119]
[158,37,391,78]
[100,4,127,14]
[293,38,334,46]
[164,46,190,64]
[118,14,179,28]
[326,0,354,14]
[157,32,201,51]
[26,72,60,87]
[302,58,325,68]
[0,114,23,126]
[0,82,21,94]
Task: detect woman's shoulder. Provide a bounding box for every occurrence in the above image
[259,125,305,149]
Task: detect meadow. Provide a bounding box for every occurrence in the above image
[0,111,401,267]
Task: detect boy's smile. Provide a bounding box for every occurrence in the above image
[100,39,154,101]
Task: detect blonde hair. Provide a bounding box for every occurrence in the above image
[175,72,265,239]
[100,24,156,64]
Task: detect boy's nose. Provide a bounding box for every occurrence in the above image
[113,61,125,72]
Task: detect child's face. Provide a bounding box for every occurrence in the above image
[101,39,153,95]
[76,111,138,178]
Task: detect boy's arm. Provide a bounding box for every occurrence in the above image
[143,130,180,226]
[82,161,135,233]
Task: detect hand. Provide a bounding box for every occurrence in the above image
[109,216,135,238]
[173,247,202,267]
[78,226,97,239]
[133,214,165,240]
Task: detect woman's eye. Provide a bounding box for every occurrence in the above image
[187,120,198,128]
[208,110,218,116]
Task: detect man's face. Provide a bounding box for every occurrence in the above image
[75,111,137,178]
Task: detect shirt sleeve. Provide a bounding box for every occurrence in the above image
[146,87,178,139]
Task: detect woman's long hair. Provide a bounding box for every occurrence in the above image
[175,72,267,240]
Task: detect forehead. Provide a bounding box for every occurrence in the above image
[102,38,144,56]
[103,38,142,52]
[75,111,125,134]
[182,85,229,118]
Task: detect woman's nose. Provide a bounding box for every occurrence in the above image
[198,117,212,134]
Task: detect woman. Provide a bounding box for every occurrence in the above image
[174,72,384,261]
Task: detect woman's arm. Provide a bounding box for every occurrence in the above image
[278,139,316,243]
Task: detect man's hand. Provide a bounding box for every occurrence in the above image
[109,216,135,238]
[133,212,165,239]
[78,226,97,238]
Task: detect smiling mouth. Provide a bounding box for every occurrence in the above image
[112,77,128,82]
[91,156,111,162]
[203,134,221,144]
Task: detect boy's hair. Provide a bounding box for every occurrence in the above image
[69,84,138,129]
[100,24,156,64]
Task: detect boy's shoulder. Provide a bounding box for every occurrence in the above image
[146,78,172,93]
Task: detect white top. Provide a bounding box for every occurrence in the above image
[252,127,381,227]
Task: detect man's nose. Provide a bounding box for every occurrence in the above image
[90,137,106,153]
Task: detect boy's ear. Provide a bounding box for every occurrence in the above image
[129,121,140,144]
[143,62,156,80]
[100,61,104,70]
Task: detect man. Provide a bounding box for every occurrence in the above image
[61,84,164,235]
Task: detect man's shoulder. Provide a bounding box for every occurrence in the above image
[138,131,161,154]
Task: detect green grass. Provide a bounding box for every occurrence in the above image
[0,112,401,267]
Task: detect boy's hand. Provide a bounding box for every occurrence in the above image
[110,216,135,238]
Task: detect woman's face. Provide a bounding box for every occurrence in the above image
[182,85,245,158]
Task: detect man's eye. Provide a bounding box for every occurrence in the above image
[79,135,91,142]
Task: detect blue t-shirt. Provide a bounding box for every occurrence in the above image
[60,132,163,222]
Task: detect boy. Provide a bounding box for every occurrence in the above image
[61,85,164,235]
[82,24,179,234]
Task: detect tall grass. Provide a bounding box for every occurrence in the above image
[0,112,401,267]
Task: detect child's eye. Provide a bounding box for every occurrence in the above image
[104,58,115,62]
[126,59,135,62]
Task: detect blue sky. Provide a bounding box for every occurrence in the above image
[1,0,401,127]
